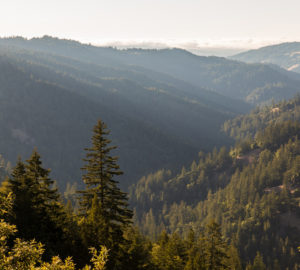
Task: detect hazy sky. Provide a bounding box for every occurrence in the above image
[1,0,300,48]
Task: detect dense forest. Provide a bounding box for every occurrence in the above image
[0,97,299,269]
[0,120,245,270]
[223,94,300,141]
[0,37,300,269]
[130,96,300,269]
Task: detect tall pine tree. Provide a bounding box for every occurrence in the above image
[204,220,230,270]
[78,119,133,269]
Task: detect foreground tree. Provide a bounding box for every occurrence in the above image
[78,120,133,269]
[6,151,75,260]
[0,192,108,270]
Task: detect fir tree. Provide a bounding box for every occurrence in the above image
[204,220,229,270]
[7,151,71,260]
[185,230,206,270]
[77,119,133,269]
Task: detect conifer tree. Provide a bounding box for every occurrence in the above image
[122,227,154,270]
[151,231,186,270]
[185,230,206,270]
[8,157,38,241]
[25,150,60,203]
[7,151,71,260]
[251,252,266,270]
[204,220,229,270]
[78,119,133,269]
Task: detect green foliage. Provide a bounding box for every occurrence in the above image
[38,256,76,270]
[5,151,79,261]
[150,221,237,270]
[0,192,108,270]
[184,229,206,270]
[204,221,229,270]
[122,227,154,270]
[151,232,186,270]
[131,102,300,269]
[86,246,109,270]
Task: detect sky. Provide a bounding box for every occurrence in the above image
[1,0,300,51]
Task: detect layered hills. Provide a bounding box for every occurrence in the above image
[2,36,300,104]
[231,42,300,73]
[0,36,300,189]
[0,37,245,188]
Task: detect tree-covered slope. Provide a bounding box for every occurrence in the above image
[0,124,243,270]
[130,97,300,269]
[231,42,300,73]
[223,94,300,141]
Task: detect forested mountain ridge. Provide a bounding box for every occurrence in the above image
[1,36,300,105]
[1,36,300,190]
[130,96,300,269]
[231,42,300,73]
[0,41,244,189]
[0,54,228,189]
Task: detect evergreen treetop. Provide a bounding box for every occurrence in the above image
[77,119,133,270]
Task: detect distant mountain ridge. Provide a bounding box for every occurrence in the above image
[0,37,244,189]
[1,36,300,189]
[1,36,300,105]
[231,42,300,73]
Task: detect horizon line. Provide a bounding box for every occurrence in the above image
[1,35,300,50]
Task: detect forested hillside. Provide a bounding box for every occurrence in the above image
[0,120,245,270]
[0,37,299,268]
[130,96,300,269]
[0,94,299,269]
[223,94,300,141]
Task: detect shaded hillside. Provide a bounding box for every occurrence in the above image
[1,36,300,105]
[0,37,250,114]
[0,51,238,189]
[231,42,300,73]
